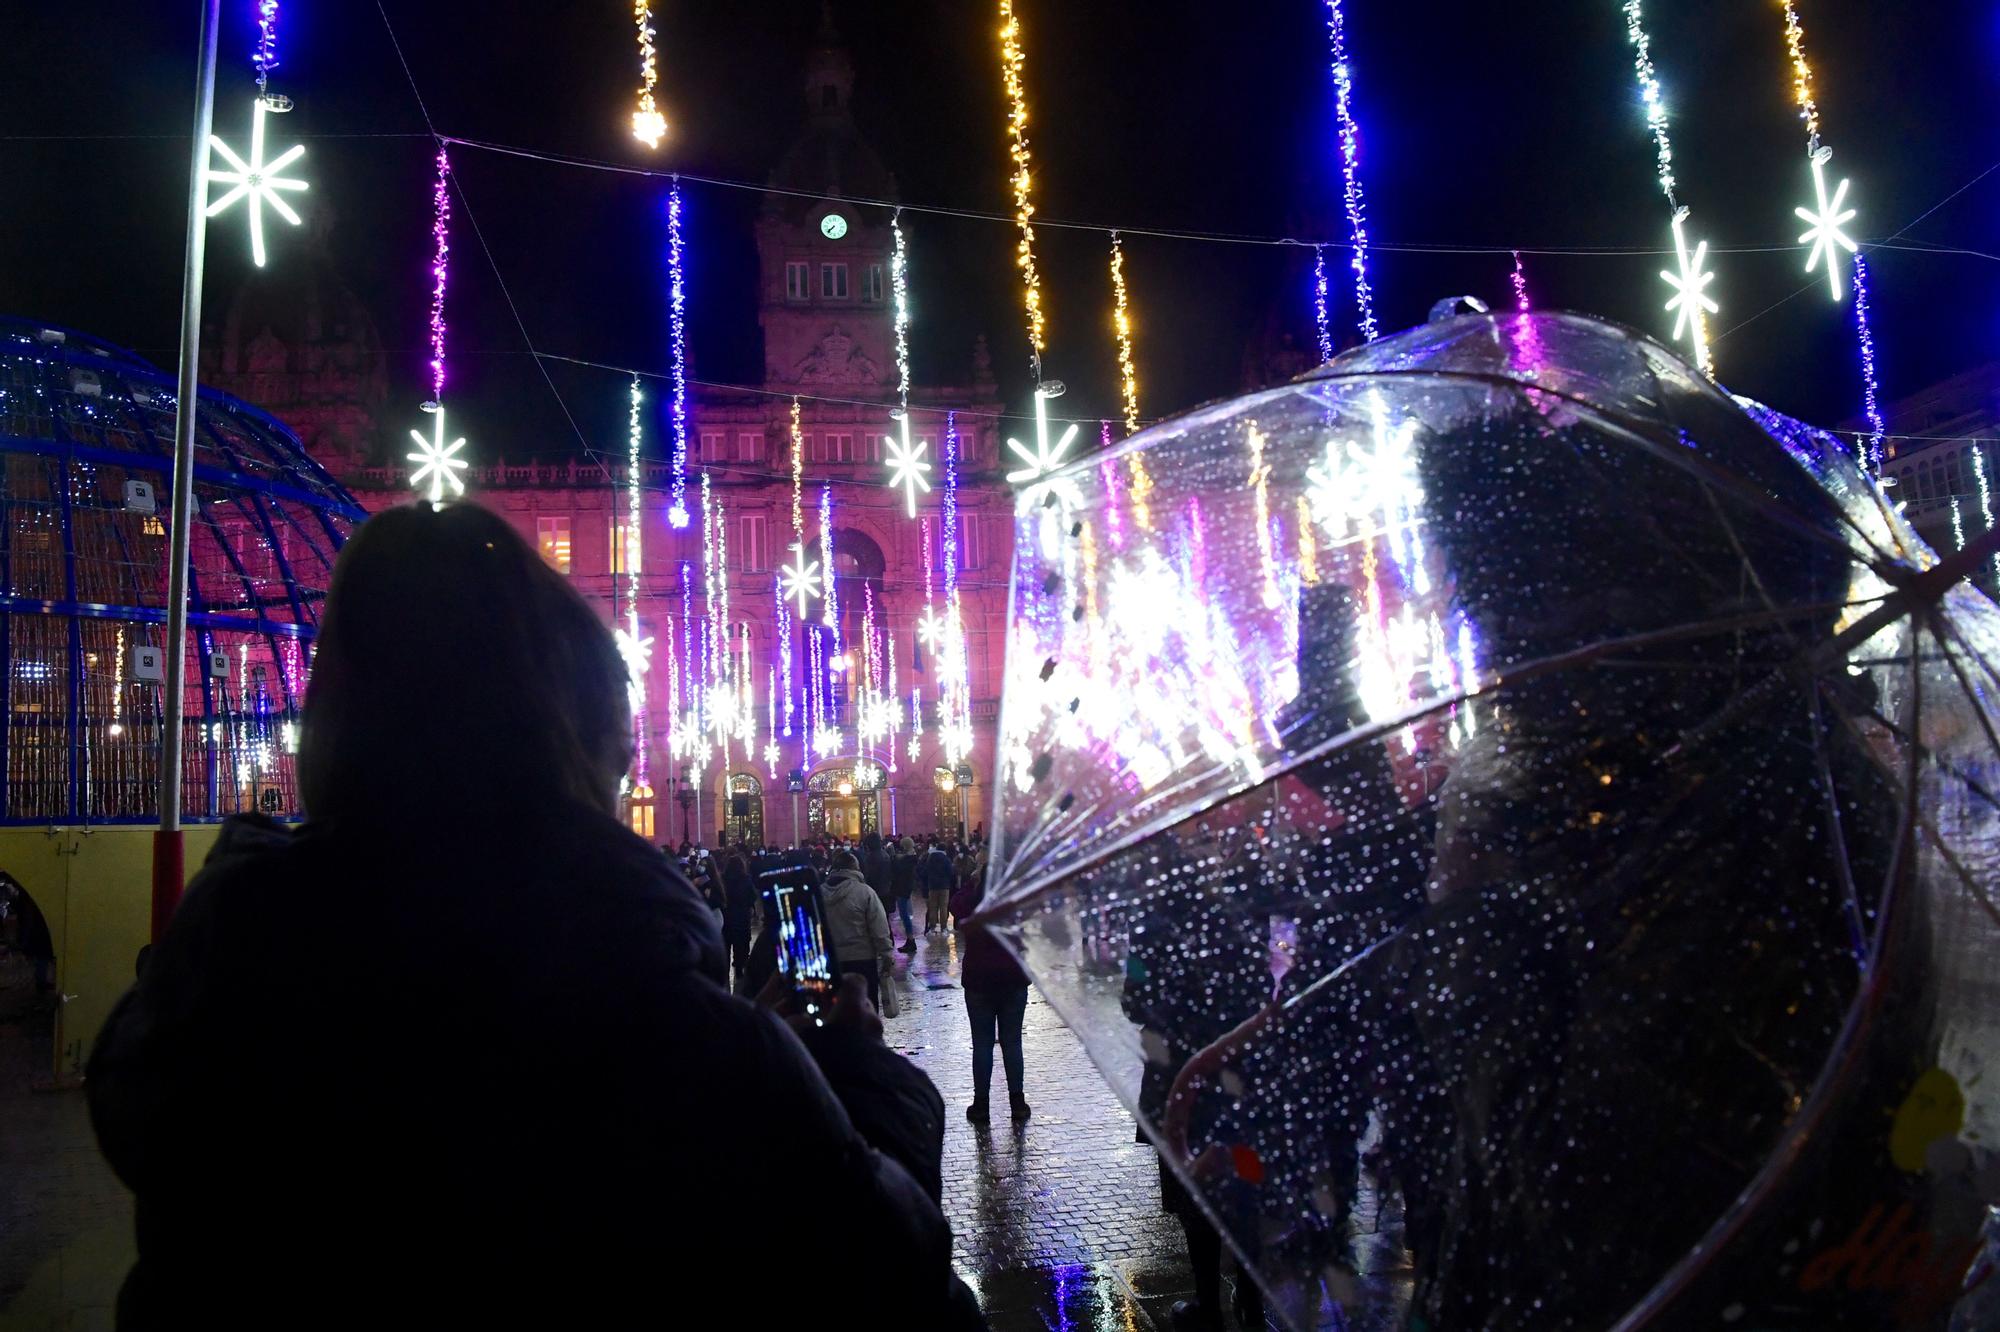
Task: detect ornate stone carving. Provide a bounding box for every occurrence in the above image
[792,325,881,385]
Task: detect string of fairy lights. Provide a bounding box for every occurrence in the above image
[204,0,1981,827]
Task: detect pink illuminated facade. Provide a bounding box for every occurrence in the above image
[207,30,1013,845]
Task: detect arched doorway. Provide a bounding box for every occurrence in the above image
[934,766,964,838]
[0,873,58,1087]
[724,772,765,848]
[807,761,885,840]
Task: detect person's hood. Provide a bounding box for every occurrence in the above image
[825,868,870,899]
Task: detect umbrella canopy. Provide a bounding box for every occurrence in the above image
[979,312,2000,1331]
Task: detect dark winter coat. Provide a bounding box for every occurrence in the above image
[951,874,1027,995]
[890,851,917,902]
[859,838,893,910]
[721,861,756,944]
[919,846,955,896]
[87,807,984,1331]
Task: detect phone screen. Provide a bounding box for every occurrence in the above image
[761,867,837,1019]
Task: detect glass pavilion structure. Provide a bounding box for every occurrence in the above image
[0,318,363,826]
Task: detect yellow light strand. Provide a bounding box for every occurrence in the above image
[789,397,804,542]
[1778,0,1820,148]
[1110,232,1140,434]
[631,2,667,148]
[997,0,1046,368]
[1127,454,1153,533]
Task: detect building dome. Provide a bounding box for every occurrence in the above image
[0,317,365,824]
[763,8,897,220]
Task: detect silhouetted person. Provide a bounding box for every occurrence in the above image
[86,503,982,1331]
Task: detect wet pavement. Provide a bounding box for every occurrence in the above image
[884,926,1218,1331]
[0,934,1220,1332]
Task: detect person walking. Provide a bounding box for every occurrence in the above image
[951,866,1030,1125]
[920,840,954,935]
[823,850,899,1015]
[891,837,919,954]
[85,503,977,1330]
[720,852,757,987]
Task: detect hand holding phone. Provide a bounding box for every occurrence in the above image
[759,866,840,1027]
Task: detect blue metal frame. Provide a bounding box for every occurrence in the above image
[0,318,365,825]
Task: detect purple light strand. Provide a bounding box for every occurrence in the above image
[428,146,450,404]
[252,1,280,89]
[1312,245,1333,362]
[1323,0,1377,343]
[942,412,960,608]
[665,181,690,527]
[1851,252,1885,474]
[1510,250,1530,313]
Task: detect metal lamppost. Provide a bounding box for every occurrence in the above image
[154,0,223,942]
[787,767,806,847]
[675,766,695,845]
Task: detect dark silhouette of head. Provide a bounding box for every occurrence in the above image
[299,502,631,827]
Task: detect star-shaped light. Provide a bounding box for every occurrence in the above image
[916,608,945,650]
[778,542,822,616]
[1795,150,1858,302]
[1005,387,1083,510]
[884,414,934,517]
[1660,209,1717,369]
[205,97,308,269]
[407,405,469,503]
[613,625,654,709]
[763,741,780,776]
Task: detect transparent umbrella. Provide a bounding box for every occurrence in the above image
[978,313,2000,1331]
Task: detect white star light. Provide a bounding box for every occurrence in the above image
[779,542,822,616]
[613,626,655,710]
[204,97,308,269]
[407,405,469,503]
[884,414,933,517]
[1795,150,1858,301]
[1005,388,1083,511]
[1660,209,1717,369]
[916,608,944,649]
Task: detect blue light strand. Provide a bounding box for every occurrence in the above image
[1851,252,1885,474]
[1323,0,1377,343]
[1312,245,1333,362]
[253,1,281,90]
[666,180,691,527]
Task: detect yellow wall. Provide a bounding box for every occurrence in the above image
[0,825,221,1078]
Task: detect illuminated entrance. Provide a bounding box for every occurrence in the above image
[724,772,765,848]
[807,762,885,839]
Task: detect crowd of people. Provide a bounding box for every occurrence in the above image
[670,830,1031,1123]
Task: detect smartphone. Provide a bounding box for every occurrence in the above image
[760,866,839,1025]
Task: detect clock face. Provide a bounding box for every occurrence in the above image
[820,212,849,240]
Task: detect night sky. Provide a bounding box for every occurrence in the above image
[4,1,1998,460]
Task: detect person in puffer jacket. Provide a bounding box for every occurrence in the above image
[86,503,976,1331]
[821,850,898,1014]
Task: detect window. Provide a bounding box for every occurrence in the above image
[736,431,764,462]
[537,516,572,574]
[735,515,769,572]
[863,264,885,303]
[860,432,881,463]
[785,261,809,302]
[960,516,986,571]
[610,520,641,576]
[826,432,854,462]
[700,430,727,462]
[820,263,849,299]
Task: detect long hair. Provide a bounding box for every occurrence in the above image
[299,502,632,825]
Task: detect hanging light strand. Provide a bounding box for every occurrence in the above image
[665,180,691,527]
[1323,0,1377,343]
[632,2,668,148]
[1851,252,1885,474]
[252,1,281,94]
[997,0,1047,377]
[1779,0,1821,151]
[1312,245,1334,363]
[1110,232,1141,434]
[1510,250,1530,313]
[1622,0,1679,210]
[427,146,451,405]
[892,211,913,412]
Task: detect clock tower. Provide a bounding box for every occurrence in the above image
[755,11,897,396]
